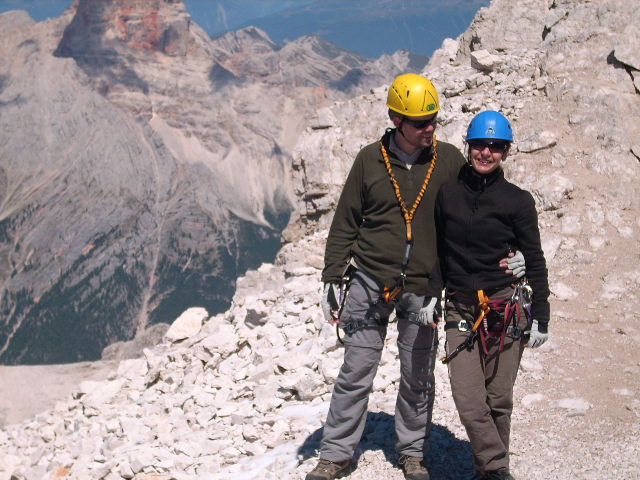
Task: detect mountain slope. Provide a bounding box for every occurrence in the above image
[0,0,425,364]
[0,0,638,478]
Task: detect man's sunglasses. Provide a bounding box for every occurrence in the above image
[402,116,438,129]
[468,139,509,153]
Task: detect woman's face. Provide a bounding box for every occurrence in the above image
[468,139,509,175]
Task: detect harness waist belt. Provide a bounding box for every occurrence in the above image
[406,311,422,326]
[342,316,388,334]
[447,287,509,305]
[444,320,523,339]
[343,312,431,334]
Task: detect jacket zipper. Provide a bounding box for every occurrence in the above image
[468,177,486,290]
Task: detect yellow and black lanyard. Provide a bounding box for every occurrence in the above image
[379,135,438,302]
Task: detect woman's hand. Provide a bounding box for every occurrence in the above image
[499,250,526,278]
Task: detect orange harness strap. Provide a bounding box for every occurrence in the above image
[379,137,438,303]
[380,136,438,243]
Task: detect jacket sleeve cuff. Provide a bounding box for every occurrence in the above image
[321,275,340,284]
[536,320,548,334]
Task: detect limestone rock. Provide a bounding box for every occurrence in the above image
[164,307,208,343]
[550,397,591,416]
[470,49,502,72]
[613,40,640,70]
[517,131,558,153]
[551,282,579,301]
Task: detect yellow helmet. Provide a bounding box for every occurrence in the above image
[387,73,440,117]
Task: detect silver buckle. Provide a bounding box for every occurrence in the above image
[506,325,523,339]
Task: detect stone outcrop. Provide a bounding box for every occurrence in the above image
[55,0,198,59]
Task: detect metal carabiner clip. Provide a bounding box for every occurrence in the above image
[457,320,469,332]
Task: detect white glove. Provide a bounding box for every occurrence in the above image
[526,320,549,348]
[417,297,438,327]
[321,283,340,323]
[508,250,526,278]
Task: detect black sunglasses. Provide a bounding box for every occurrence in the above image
[468,139,508,152]
[402,116,438,129]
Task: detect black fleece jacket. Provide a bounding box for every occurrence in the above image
[434,164,550,329]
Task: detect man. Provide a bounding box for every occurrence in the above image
[306,74,524,480]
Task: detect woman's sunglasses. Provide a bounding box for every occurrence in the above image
[468,140,508,153]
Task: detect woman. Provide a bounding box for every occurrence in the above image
[434,111,550,480]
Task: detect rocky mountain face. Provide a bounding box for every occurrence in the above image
[0,0,425,364]
[285,0,640,239]
[1,0,639,479]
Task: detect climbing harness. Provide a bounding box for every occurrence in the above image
[441,280,533,364]
[334,137,438,342]
[379,136,438,303]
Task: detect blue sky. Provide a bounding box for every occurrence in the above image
[0,0,490,58]
[0,0,69,21]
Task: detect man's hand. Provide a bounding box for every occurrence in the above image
[417,297,439,329]
[525,320,549,348]
[499,250,526,278]
[321,283,341,324]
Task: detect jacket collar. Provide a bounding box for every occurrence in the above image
[380,129,433,166]
[460,163,504,191]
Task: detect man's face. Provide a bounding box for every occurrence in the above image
[396,114,438,149]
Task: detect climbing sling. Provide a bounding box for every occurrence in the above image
[379,135,438,303]
[441,280,533,364]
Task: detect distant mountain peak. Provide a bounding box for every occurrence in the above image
[209,25,278,61]
[55,0,197,60]
[285,33,364,59]
[235,25,275,44]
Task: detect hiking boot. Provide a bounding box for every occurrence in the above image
[305,458,352,480]
[477,469,515,480]
[398,454,430,480]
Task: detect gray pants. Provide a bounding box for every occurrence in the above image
[319,269,438,461]
[444,287,526,475]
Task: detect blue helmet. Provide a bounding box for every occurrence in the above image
[466,110,514,142]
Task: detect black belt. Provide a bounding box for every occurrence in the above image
[341,315,388,334]
[342,309,426,334]
[444,320,524,339]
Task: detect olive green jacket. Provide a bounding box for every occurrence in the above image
[322,129,465,294]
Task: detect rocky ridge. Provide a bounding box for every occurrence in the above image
[0,0,424,364]
[1,0,639,479]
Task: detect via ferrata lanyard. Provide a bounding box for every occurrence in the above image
[380,136,438,302]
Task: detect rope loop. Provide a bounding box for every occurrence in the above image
[380,136,438,243]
